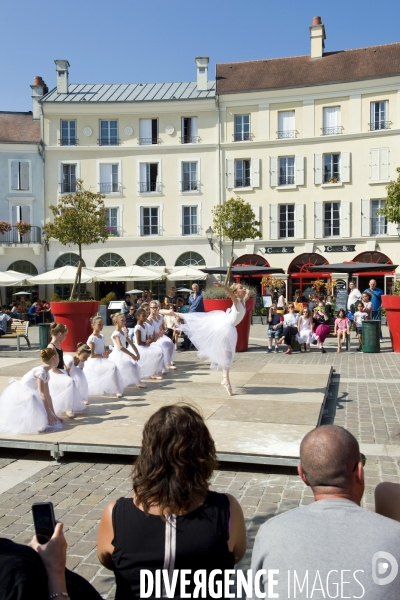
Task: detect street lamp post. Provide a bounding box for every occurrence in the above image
[206,226,214,250]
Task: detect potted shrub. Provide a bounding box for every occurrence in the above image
[378,167,400,351]
[43,180,108,351]
[0,221,11,236]
[205,197,261,352]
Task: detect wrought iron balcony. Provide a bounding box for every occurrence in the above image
[180,181,200,192]
[138,137,161,145]
[139,226,162,236]
[323,173,341,183]
[0,226,42,244]
[234,178,251,188]
[182,225,201,235]
[98,138,120,146]
[233,132,252,141]
[59,138,78,146]
[180,135,200,144]
[321,126,343,135]
[276,130,298,139]
[369,121,392,131]
[278,176,295,186]
[60,182,76,193]
[139,181,161,193]
[106,226,123,237]
[99,182,122,194]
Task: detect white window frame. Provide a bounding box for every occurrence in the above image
[323,201,341,238]
[136,203,164,237]
[234,114,251,142]
[370,100,389,130]
[178,202,202,236]
[97,159,122,194]
[370,199,387,236]
[60,119,77,145]
[99,119,119,145]
[137,160,162,196]
[278,156,295,187]
[179,158,200,195]
[7,197,34,224]
[278,204,295,239]
[104,204,123,237]
[8,159,32,194]
[58,160,80,195]
[234,158,252,190]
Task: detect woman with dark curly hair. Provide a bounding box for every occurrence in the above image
[97,404,246,599]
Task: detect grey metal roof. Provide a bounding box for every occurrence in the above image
[41,81,215,103]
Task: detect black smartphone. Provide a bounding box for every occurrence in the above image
[32,502,56,544]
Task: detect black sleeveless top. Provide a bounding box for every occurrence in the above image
[50,342,64,369]
[111,491,234,599]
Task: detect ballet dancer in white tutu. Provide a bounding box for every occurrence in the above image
[0,348,62,434]
[108,312,146,389]
[47,322,86,418]
[64,343,92,406]
[85,316,125,397]
[174,282,249,396]
[141,303,165,376]
[134,308,164,380]
[149,301,176,371]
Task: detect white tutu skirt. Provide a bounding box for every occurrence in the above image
[109,348,142,388]
[179,310,237,370]
[155,336,176,369]
[296,329,314,345]
[68,366,89,406]
[137,345,164,379]
[84,357,124,395]
[0,381,57,435]
[49,370,86,415]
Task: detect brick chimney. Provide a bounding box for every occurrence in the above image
[30,76,48,120]
[310,16,326,59]
[195,57,209,91]
[55,59,70,94]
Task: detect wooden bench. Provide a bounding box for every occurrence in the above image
[1,320,31,350]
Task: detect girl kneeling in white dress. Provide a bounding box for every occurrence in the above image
[296,307,314,352]
[149,301,176,371]
[85,316,125,397]
[48,322,86,418]
[134,309,164,380]
[109,312,146,389]
[175,282,249,396]
[0,348,62,434]
[64,343,92,406]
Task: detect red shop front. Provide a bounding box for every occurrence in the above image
[288,253,331,300]
[350,251,395,294]
[232,254,271,294]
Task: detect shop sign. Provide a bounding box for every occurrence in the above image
[324,245,356,252]
[264,246,295,254]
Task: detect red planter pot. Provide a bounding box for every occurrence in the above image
[203,297,256,353]
[382,295,400,352]
[50,301,100,352]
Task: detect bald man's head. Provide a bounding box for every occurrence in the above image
[300,426,360,489]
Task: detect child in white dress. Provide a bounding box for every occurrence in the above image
[48,322,86,418]
[64,343,91,406]
[149,302,176,371]
[109,312,146,389]
[85,316,124,397]
[134,309,164,380]
[0,348,62,434]
[296,307,314,352]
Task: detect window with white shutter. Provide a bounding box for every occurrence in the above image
[10,161,30,191]
[314,154,322,185]
[226,159,234,188]
[380,148,390,180]
[369,148,390,181]
[295,204,305,239]
[269,204,278,240]
[251,158,260,187]
[371,199,387,235]
[269,156,278,187]
[295,156,304,186]
[251,205,261,235]
[278,157,294,186]
[314,202,323,238]
[278,204,295,238]
[234,160,251,188]
[324,202,341,237]
[341,201,350,237]
[361,199,371,237]
[341,152,351,183]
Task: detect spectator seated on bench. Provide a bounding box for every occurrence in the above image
[0,317,31,350]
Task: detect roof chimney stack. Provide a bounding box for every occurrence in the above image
[30,76,48,120]
[195,57,209,91]
[55,59,70,94]
[310,16,326,59]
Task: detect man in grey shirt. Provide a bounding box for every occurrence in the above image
[250,426,400,599]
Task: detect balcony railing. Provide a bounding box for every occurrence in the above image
[321,126,343,135]
[323,174,341,183]
[59,138,78,146]
[106,226,123,237]
[138,137,161,145]
[98,138,120,146]
[99,182,122,194]
[233,132,252,141]
[234,178,251,188]
[0,226,42,244]
[180,135,200,144]
[369,121,392,131]
[182,225,201,235]
[276,130,298,139]
[139,226,162,236]
[181,181,200,192]
[139,181,161,193]
[278,176,295,186]
[60,182,76,193]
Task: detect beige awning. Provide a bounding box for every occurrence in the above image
[26,266,98,285]
[0,271,28,286]
[167,266,208,281]
[95,265,164,282]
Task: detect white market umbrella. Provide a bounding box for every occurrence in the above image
[26,265,97,285]
[167,266,208,281]
[0,271,28,286]
[12,291,32,296]
[177,288,192,293]
[125,289,143,294]
[96,265,164,282]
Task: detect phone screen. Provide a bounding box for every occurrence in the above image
[32,502,55,544]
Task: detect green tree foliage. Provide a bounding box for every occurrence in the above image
[212,197,262,258]
[378,167,400,225]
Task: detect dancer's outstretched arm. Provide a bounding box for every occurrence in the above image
[214,281,239,308]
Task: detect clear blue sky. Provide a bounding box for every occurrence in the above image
[2,0,400,112]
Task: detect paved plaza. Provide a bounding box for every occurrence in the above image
[0,324,399,598]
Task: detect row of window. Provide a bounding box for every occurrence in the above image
[104,205,202,237]
[54,251,205,269]
[226,148,390,189]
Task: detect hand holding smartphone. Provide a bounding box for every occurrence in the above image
[32,501,56,544]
